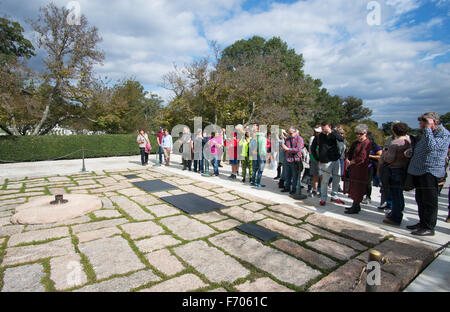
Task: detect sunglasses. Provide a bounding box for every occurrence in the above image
[355,132,365,136]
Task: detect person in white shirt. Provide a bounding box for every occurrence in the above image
[161,129,173,166]
[136,129,149,166]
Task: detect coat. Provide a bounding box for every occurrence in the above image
[344,138,371,203]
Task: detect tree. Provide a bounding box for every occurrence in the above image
[340,96,372,124]
[0,17,35,65]
[441,112,450,130]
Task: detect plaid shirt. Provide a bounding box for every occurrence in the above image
[284,135,304,162]
[408,125,450,178]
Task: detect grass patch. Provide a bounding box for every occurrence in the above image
[41,258,57,292]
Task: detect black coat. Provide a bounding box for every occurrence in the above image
[311,130,344,163]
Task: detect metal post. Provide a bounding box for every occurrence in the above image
[81,147,86,172]
[366,250,381,292]
[202,157,211,177]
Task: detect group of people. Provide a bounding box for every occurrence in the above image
[137,111,450,237]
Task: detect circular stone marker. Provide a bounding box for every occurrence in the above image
[11,194,102,225]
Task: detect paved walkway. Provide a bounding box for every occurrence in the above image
[1,154,448,292]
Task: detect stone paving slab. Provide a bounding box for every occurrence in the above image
[209,231,321,287]
[267,204,310,219]
[356,237,436,288]
[235,277,294,292]
[261,210,300,225]
[2,237,75,266]
[0,224,24,237]
[257,219,313,242]
[0,217,11,227]
[222,199,250,207]
[306,239,358,261]
[77,227,122,243]
[118,188,147,197]
[178,185,215,197]
[72,218,128,234]
[74,269,160,292]
[25,216,92,232]
[192,211,228,223]
[140,273,208,292]
[93,210,123,219]
[8,227,69,247]
[308,259,402,292]
[50,254,87,290]
[300,223,368,251]
[210,219,241,231]
[221,206,266,223]
[110,196,154,221]
[1,263,45,292]
[215,193,239,201]
[120,221,164,240]
[130,195,162,206]
[100,197,114,209]
[305,213,388,245]
[146,249,185,276]
[173,241,250,283]
[241,202,266,212]
[146,204,180,218]
[135,235,181,253]
[272,239,338,270]
[160,215,216,240]
[78,236,145,280]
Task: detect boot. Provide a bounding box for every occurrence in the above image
[345,202,361,214]
[274,165,281,180]
[278,179,285,189]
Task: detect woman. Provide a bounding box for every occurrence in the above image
[161,129,173,166]
[362,132,383,204]
[136,129,150,166]
[275,130,286,180]
[179,127,193,171]
[239,131,252,183]
[228,132,239,179]
[380,122,411,225]
[193,129,204,173]
[209,131,223,176]
[344,124,372,214]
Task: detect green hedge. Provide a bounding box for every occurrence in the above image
[0,134,158,163]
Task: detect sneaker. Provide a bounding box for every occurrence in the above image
[383,218,401,226]
[256,184,266,188]
[361,197,371,205]
[311,190,317,197]
[250,182,256,186]
[377,202,389,210]
[320,200,326,206]
[331,198,345,205]
[242,178,246,183]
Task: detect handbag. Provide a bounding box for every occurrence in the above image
[144,137,152,154]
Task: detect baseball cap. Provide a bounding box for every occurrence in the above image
[314,127,322,132]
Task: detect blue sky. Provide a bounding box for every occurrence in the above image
[1,0,449,127]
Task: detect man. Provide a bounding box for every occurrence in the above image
[406,112,450,236]
[309,126,321,197]
[250,124,267,187]
[312,121,345,206]
[281,127,304,195]
[156,127,166,164]
[161,129,173,166]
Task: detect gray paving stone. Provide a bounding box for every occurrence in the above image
[2,237,75,266]
[306,239,358,261]
[305,213,388,245]
[1,263,45,292]
[146,249,185,276]
[210,219,241,231]
[261,210,300,225]
[50,254,87,290]
[0,224,24,237]
[8,227,69,247]
[93,210,123,219]
[25,216,91,231]
[110,196,153,221]
[300,223,367,251]
[77,227,122,243]
[0,217,11,227]
[173,241,249,283]
[267,204,310,219]
[272,239,338,270]
[193,211,228,223]
[135,235,181,253]
[121,221,164,239]
[235,277,294,292]
[221,206,265,223]
[131,195,162,206]
[146,204,180,217]
[119,187,147,197]
[222,199,250,207]
[101,197,114,209]
[179,185,215,197]
[257,219,313,242]
[140,274,208,292]
[241,202,266,212]
[215,193,239,201]
[209,231,321,287]
[160,215,216,240]
[78,236,145,280]
[75,270,160,292]
[72,218,128,234]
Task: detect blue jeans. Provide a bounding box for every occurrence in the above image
[158,146,166,164]
[284,162,299,193]
[251,157,265,184]
[212,156,220,175]
[389,167,406,223]
[194,157,203,172]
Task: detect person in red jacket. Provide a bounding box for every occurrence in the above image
[228,132,239,179]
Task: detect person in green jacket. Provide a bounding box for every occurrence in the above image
[239,131,252,183]
[250,124,267,187]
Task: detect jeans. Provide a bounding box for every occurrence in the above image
[284,162,300,193]
[319,160,340,201]
[251,157,265,184]
[212,156,220,175]
[194,156,203,172]
[139,147,148,165]
[388,167,406,223]
[158,146,166,164]
[413,173,439,230]
[340,159,345,177]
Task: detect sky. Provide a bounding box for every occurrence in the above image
[1,0,449,128]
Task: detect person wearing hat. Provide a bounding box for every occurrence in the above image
[405,112,450,236]
[308,126,322,197]
[156,127,166,164]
